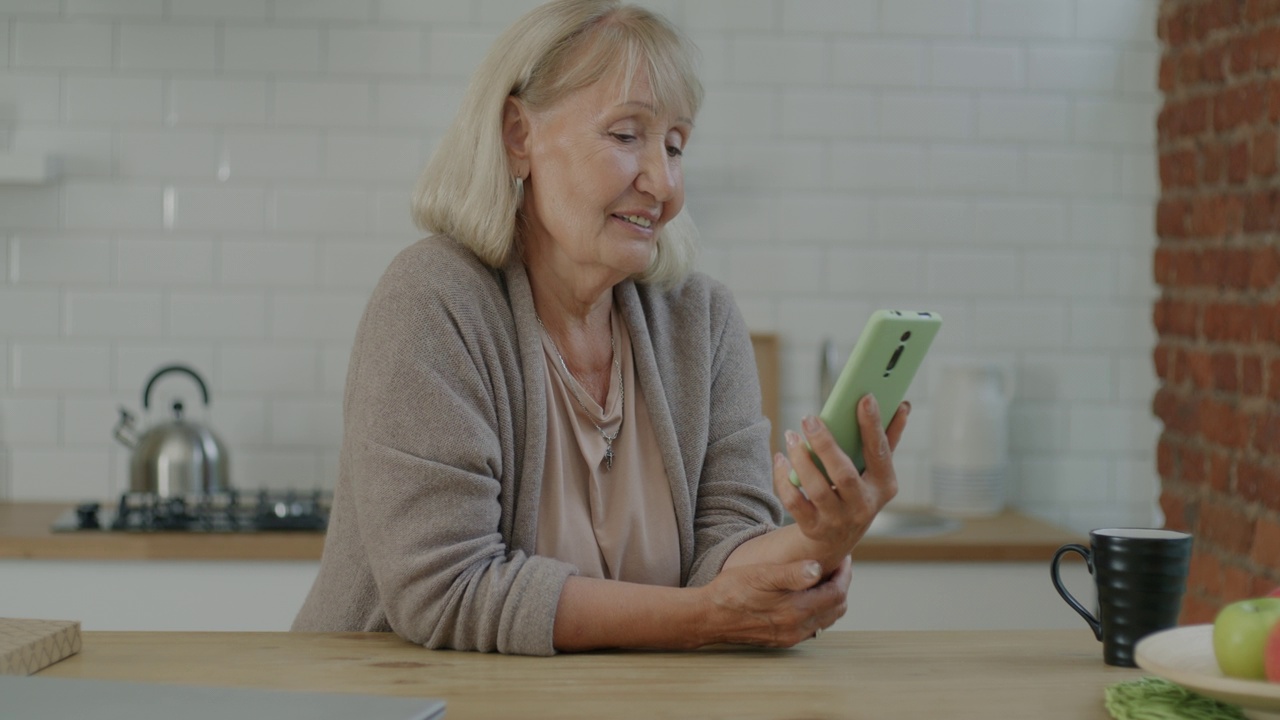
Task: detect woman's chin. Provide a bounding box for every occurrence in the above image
[612,247,656,277]
[614,251,660,275]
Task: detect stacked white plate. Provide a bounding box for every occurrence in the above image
[931,465,1006,517]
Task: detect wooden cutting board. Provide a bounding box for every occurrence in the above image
[0,618,81,675]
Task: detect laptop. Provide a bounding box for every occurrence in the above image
[0,675,446,720]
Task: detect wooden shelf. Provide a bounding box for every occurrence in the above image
[0,502,1081,562]
[0,504,324,561]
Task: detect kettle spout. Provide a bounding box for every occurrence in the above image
[113,407,139,449]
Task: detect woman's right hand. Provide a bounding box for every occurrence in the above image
[698,555,852,648]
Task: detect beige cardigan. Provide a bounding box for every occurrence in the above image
[292,236,781,655]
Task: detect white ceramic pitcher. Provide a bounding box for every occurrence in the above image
[929,362,1015,517]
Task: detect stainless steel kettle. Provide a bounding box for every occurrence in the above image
[112,365,231,498]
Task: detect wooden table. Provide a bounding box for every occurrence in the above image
[37,630,1140,719]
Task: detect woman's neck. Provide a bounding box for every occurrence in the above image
[526,258,618,404]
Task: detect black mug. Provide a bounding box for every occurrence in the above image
[1051,528,1193,667]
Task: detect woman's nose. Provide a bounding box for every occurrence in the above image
[636,143,678,202]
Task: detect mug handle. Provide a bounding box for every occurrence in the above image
[1051,543,1102,640]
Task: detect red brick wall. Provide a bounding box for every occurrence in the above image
[1156,0,1280,623]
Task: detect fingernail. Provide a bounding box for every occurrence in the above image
[903,401,912,415]
[866,394,879,413]
[773,452,787,468]
[803,562,821,579]
[785,430,800,449]
[801,415,820,434]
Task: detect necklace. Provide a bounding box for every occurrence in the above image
[535,313,624,472]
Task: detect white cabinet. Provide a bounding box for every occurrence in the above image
[835,561,1096,631]
[0,560,320,631]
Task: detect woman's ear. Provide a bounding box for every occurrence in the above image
[502,97,530,178]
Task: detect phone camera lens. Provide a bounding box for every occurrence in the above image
[900,331,912,342]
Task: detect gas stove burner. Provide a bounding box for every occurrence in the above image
[254,491,329,531]
[58,489,331,533]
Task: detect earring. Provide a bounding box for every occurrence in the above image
[515,176,523,194]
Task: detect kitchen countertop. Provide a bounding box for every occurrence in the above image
[0,502,1082,562]
[0,503,325,561]
[34,629,1137,719]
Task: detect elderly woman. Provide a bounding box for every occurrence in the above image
[293,0,909,656]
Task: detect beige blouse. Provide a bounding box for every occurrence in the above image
[534,305,681,587]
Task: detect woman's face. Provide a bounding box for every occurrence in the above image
[516,67,691,282]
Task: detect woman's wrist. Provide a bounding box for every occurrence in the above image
[724,523,850,574]
[807,539,854,574]
[788,523,862,573]
[686,583,723,648]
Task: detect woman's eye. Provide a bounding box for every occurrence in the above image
[611,133,636,143]
[666,145,683,158]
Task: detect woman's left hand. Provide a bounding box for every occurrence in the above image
[772,394,909,573]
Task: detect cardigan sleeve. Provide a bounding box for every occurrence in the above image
[684,286,783,587]
[341,251,575,656]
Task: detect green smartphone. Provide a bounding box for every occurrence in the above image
[789,309,942,486]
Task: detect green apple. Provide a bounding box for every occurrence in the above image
[1214,598,1280,680]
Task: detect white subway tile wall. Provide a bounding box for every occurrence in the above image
[167,0,266,20]
[0,0,1160,534]
[12,22,110,69]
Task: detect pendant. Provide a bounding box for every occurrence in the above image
[603,444,614,472]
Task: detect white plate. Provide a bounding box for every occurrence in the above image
[1135,624,1280,719]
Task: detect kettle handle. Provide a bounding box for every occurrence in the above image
[143,365,211,410]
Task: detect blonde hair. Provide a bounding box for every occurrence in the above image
[411,0,703,286]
